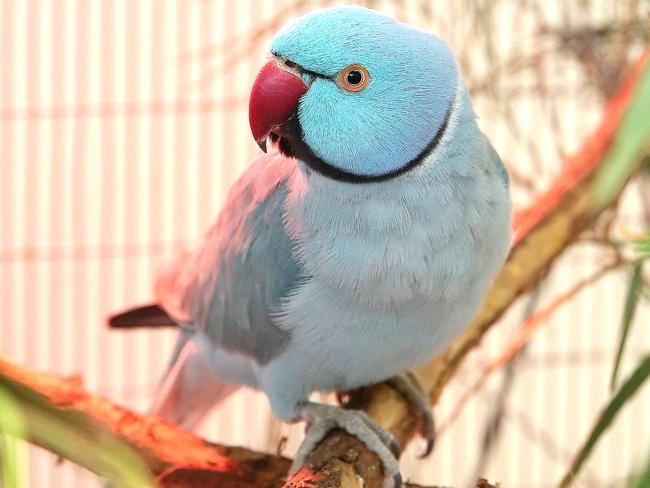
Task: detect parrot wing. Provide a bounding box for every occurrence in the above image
[484,132,510,190]
[155,153,303,366]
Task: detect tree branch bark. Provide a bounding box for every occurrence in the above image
[0,50,646,488]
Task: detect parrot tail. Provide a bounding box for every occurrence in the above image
[151,330,240,430]
[108,304,177,328]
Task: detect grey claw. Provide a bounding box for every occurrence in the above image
[294,402,402,487]
[354,409,402,459]
[387,436,401,459]
[386,371,436,458]
[393,472,403,488]
[420,436,435,459]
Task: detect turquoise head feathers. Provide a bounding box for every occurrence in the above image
[270,6,458,179]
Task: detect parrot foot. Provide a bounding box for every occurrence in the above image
[386,371,436,458]
[291,401,402,488]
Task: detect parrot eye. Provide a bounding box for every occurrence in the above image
[276,57,300,73]
[338,65,369,92]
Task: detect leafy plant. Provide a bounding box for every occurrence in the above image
[555,52,650,487]
[558,354,650,488]
[610,262,644,391]
[0,384,28,488]
[593,55,650,203]
[0,373,155,488]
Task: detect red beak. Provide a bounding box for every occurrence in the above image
[249,59,308,152]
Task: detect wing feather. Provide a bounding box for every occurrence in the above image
[156,154,303,365]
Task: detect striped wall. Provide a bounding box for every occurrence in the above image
[1,1,648,487]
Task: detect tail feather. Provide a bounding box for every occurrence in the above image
[108,304,176,328]
[151,331,239,429]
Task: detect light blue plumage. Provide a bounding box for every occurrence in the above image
[272,7,456,175]
[111,6,511,487]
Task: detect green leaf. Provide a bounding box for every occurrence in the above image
[627,451,650,488]
[593,62,650,203]
[636,235,650,256]
[0,385,28,488]
[610,263,643,392]
[643,156,650,174]
[0,373,156,488]
[558,354,650,488]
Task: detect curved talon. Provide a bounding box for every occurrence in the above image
[421,434,435,459]
[393,472,403,488]
[386,372,436,458]
[387,434,402,459]
[417,398,436,458]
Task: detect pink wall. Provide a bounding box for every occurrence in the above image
[1,1,648,487]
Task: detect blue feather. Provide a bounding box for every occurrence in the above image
[272,6,457,177]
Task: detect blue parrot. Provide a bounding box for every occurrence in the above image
[110,6,511,486]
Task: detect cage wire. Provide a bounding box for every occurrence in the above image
[0,1,648,487]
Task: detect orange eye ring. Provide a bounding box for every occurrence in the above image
[338,64,370,92]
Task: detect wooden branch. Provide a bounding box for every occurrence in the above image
[0,357,291,487]
[284,50,649,487]
[0,359,439,488]
[1,50,646,488]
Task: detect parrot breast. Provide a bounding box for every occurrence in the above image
[266,83,512,393]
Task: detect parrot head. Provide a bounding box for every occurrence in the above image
[249,6,459,182]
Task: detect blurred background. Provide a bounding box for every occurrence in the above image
[1,1,649,487]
